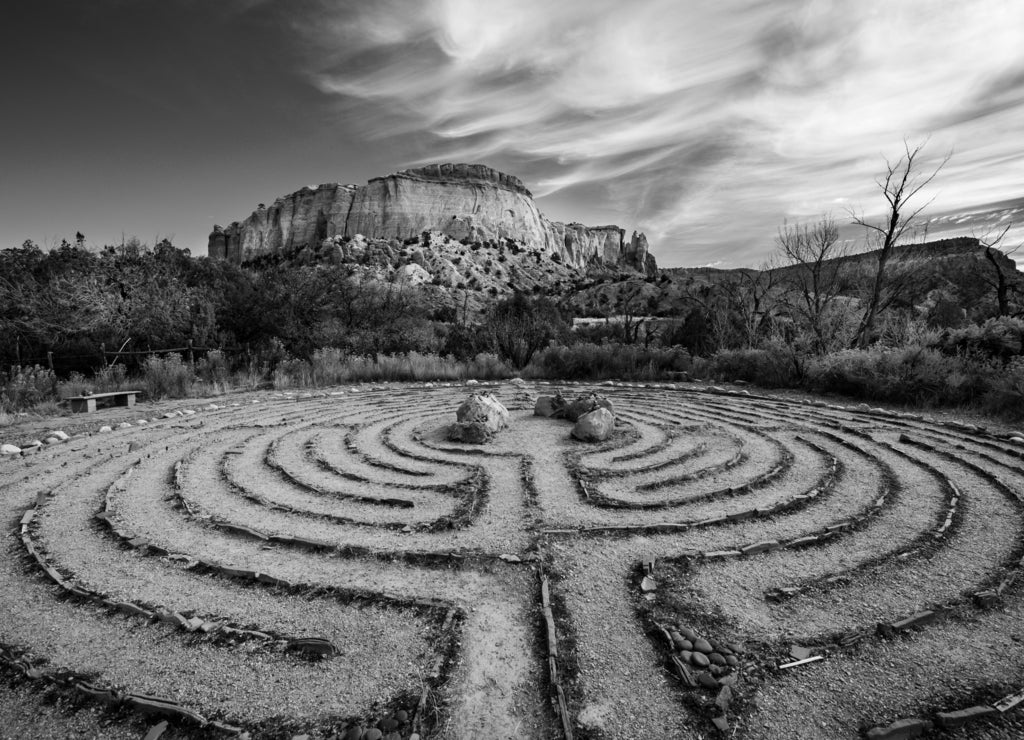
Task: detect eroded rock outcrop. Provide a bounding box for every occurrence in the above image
[210,164,655,274]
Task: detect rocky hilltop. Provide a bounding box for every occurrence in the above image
[208,163,655,275]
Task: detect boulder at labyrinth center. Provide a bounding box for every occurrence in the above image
[534,392,567,418]
[572,407,615,442]
[448,392,510,443]
[564,392,615,422]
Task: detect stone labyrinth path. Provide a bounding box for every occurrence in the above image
[2,381,1024,739]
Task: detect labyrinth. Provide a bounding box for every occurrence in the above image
[3,381,1024,739]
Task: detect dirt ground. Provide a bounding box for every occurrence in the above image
[1,380,1022,738]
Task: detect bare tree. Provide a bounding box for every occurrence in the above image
[850,140,950,347]
[775,215,849,354]
[973,224,1021,317]
[718,264,780,348]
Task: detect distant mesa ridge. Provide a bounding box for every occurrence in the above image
[208,163,656,274]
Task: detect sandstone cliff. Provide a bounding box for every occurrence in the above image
[209,164,656,275]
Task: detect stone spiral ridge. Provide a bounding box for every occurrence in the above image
[2,382,1024,739]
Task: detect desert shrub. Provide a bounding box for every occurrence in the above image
[932,316,1024,360]
[195,350,231,386]
[808,346,1000,407]
[58,364,132,398]
[273,350,511,386]
[141,354,194,399]
[524,342,691,381]
[710,345,802,387]
[272,356,313,389]
[308,347,347,386]
[980,356,1024,419]
[1,365,57,412]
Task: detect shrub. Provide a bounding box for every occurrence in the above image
[272,356,313,389]
[981,356,1024,419]
[709,345,802,388]
[807,346,1001,407]
[1,365,56,412]
[271,349,512,386]
[933,316,1024,360]
[141,354,194,399]
[195,350,231,386]
[524,342,691,381]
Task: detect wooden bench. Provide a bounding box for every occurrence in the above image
[68,390,141,413]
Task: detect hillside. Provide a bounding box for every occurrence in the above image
[569,236,1022,320]
[209,163,656,275]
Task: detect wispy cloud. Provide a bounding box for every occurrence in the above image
[301,0,1024,266]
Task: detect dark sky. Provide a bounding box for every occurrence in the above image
[3,1,1024,267]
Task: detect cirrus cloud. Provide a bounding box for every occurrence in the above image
[301,0,1024,266]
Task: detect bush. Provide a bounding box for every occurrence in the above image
[981,356,1024,418]
[141,354,194,399]
[803,345,1007,407]
[933,316,1024,360]
[195,350,231,386]
[524,342,691,381]
[272,356,313,389]
[710,345,802,388]
[1,365,56,412]
[270,350,512,387]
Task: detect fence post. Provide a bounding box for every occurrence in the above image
[46,351,54,373]
[100,343,107,367]
[187,339,194,365]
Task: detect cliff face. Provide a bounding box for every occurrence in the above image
[209,164,655,274]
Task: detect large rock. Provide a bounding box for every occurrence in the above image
[448,392,510,444]
[210,164,655,273]
[564,393,614,422]
[572,407,615,442]
[534,392,567,418]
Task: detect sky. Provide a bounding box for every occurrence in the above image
[2,0,1024,268]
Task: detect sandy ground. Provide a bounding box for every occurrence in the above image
[1,380,1022,738]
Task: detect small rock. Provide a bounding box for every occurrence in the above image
[693,638,713,654]
[118,422,132,429]
[690,652,710,668]
[789,645,812,661]
[44,437,60,444]
[709,652,727,666]
[1,443,22,455]
[715,684,733,712]
[98,426,113,433]
[697,672,720,690]
[640,575,657,592]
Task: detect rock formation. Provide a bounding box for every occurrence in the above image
[209,163,656,275]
